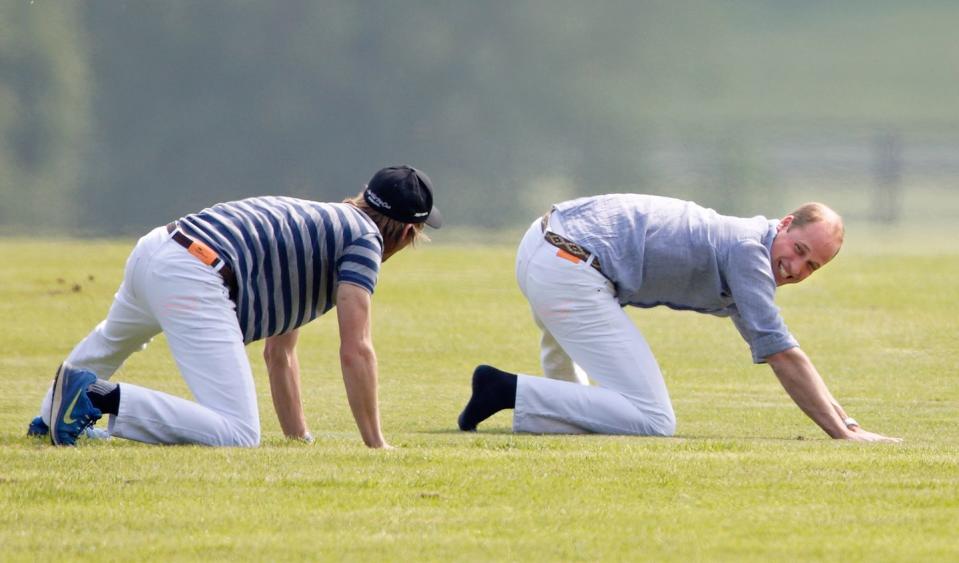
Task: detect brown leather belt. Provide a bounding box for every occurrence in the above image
[540,210,604,275]
[166,222,238,302]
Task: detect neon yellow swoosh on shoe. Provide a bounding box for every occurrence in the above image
[62,388,84,425]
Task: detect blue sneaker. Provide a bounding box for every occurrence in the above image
[49,364,102,446]
[27,416,110,440]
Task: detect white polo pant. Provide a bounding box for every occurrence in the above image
[512,216,676,436]
[37,226,259,446]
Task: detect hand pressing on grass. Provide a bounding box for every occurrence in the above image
[768,348,902,442]
[844,427,902,443]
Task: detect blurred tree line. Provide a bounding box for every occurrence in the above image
[2,1,958,235]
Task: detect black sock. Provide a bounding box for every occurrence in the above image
[86,379,120,415]
[458,365,518,431]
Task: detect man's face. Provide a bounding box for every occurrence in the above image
[770,216,842,286]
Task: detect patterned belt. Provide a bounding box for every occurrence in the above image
[540,210,604,275]
[166,222,238,302]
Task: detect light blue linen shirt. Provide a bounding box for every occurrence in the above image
[552,194,798,363]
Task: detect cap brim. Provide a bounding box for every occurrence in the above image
[425,206,443,229]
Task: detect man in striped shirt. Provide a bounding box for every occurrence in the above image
[32,165,441,448]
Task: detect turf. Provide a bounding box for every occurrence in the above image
[1,231,957,561]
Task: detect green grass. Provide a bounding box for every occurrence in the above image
[1,230,957,561]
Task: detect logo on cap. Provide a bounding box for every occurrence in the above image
[365,190,392,210]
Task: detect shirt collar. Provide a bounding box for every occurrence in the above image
[763,219,778,254]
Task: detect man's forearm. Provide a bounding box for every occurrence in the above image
[264,331,309,439]
[767,347,850,438]
[340,346,387,448]
[268,361,309,438]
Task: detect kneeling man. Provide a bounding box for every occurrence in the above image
[459,194,899,442]
[32,165,441,448]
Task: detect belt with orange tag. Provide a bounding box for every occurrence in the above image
[540,210,604,275]
[166,222,238,302]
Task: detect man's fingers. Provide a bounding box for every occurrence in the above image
[849,428,902,443]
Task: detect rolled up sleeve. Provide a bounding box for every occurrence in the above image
[725,241,798,363]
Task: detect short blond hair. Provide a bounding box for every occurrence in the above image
[343,193,429,254]
[788,202,844,245]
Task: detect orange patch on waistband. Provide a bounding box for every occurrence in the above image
[187,241,219,266]
[555,248,582,264]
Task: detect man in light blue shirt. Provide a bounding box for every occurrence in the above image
[459,194,900,442]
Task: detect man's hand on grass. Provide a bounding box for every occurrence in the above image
[845,427,902,443]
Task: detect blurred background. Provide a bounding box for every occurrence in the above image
[2,0,958,236]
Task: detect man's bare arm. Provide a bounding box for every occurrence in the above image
[336,283,390,449]
[766,347,901,442]
[264,329,311,441]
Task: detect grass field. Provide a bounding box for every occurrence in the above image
[1,228,957,561]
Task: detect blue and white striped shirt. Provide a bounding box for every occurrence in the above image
[179,197,382,343]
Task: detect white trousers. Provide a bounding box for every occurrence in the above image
[512,217,676,436]
[37,226,260,446]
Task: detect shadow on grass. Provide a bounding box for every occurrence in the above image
[414,428,834,442]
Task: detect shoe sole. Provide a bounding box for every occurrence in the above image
[49,364,67,446]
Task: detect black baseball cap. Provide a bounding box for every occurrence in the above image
[364,165,442,228]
